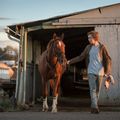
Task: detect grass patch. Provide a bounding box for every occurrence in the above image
[0,97,12,111]
[0,96,19,112]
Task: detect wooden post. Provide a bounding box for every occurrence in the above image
[15,30,21,101]
[17,26,24,104]
[23,30,27,104]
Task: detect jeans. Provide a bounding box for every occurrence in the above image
[88,74,103,108]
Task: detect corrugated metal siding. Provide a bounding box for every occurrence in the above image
[26,38,42,103]
[27,37,33,63]
[57,5,120,25]
[34,40,42,64]
[33,40,43,100]
[26,63,33,103]
[27,37,42,64]
[95,25,120,105]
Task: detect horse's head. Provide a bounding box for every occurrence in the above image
[47,33,66,64]
[47,33,65,55]
[52,33,65,55]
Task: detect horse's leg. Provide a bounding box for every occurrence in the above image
[49,79,54,89]
[51,75,61,113]
[42,78,49,112]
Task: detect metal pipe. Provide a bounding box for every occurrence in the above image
[5,27,21,37]
[7,34,20,43]
[5,27,20,43]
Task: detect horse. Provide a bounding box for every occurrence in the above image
[38,33,67,112]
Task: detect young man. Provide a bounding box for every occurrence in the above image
[68,31,112,114]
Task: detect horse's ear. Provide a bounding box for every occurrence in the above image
[61,33,64,40]
[53,33,57,39]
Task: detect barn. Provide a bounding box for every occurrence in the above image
[6,3,120,106]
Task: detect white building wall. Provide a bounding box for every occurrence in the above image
[95,25,120,105]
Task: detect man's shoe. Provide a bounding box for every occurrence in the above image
[91,108,99,114]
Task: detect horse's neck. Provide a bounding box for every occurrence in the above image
[47,46,55,60]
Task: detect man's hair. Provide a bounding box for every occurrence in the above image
[87,31,99,41]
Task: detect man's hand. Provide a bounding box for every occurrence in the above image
[105,79,110,89]
[104,74,115,89]
[67,60,70,65]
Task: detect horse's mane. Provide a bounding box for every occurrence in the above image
[47,39,55,51]
[46,39,57,59]
[47,36,60,49]
[47,36,61,56]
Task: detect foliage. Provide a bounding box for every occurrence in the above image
[0,96,12,111]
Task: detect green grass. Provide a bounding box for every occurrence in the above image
[0,97,12,111]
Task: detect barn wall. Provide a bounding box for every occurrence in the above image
[54,4,120,25]
[27,36,32,63]
[95,25,120,105]
[33,39,43,99]
[26,37,43,103]
[27,37,42,64]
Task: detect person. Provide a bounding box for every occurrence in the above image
[68,31,112,114]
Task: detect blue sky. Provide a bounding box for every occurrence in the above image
[0,0,120,27]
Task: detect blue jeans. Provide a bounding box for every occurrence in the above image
[88,74,103,108]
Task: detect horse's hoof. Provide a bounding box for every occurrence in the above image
[42,109,48,112]
[42,107,49,112]
[51,108,57,113]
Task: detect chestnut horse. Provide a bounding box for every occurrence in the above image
[38,33,67,112]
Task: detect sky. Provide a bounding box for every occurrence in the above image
[0,0,120,48]
[0,0,120,27]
